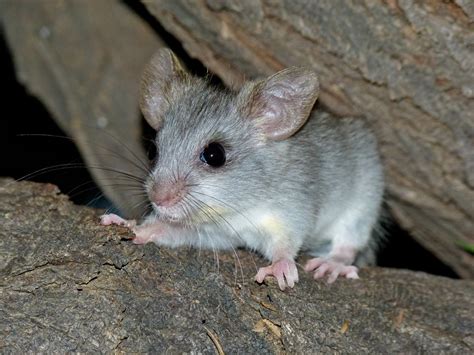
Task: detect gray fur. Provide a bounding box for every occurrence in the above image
[140,49,384,271]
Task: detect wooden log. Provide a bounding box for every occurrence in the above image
[0,0,163,217]
[143,0,474,278]
[1,178,473,352]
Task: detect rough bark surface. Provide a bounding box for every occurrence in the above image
[142,0,474,278]
[0,178,473,353]
[0,0,162,217]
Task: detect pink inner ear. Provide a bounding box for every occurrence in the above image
[247,67,319,140]
[259,93,303,141]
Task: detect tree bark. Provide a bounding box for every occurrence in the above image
[1,178,473,353]
[142,0,474,278]
[0,0,163,217]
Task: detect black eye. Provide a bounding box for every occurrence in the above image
[200,142,226,167]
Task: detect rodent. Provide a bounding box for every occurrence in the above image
[101,48,384,290]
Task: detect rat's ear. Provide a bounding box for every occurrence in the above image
[246,67,319,141]
[140,48,188,130]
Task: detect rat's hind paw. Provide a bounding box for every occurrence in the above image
[100,213,136,228]
[304,258,359,283]
[255,259,299,291]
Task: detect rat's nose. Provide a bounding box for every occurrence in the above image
[149,181,185,207]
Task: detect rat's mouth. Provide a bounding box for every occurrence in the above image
[152,202,190,225]
[152,200,228,227]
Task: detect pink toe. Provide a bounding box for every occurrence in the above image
[284,269,294,288]
[340,265,358,277]
[290,264,299,284]
[285,276,295,288]
[132,237,147,245]
[100,213,134,227]
[255,265,271,283]
[313,263,330,279]
[327,268,341,284]
[276,274,287,290]
[345,269,360,279]
[255,259,298,290]
[304,258,324,272]
[255,271,264,284]
[285,263,298,288]
[100,214,116,225]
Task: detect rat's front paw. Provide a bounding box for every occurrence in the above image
[100,213,136,228]
[304,258,359,283]
[255,259,299,291]
[100,214,162,245]
[131,223,166,245]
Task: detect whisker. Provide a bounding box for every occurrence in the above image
[187,189,259,273]
[183,195,222,274]
[187,193,246,286]
[191,190,260,235]
[93,129,151,174]
[16,132,154,215]
[85,191,109,209]
[67,180,145,197]
[17,163,146,186]
[18,133,152,177]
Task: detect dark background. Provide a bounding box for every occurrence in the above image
[0,24,458,279]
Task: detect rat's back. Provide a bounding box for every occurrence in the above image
[286,111,384,265]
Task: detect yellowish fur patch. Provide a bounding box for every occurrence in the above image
[260,214,285,236]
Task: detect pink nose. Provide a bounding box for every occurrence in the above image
[149,181,185,207]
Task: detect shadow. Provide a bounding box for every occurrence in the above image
[0,30,110,208]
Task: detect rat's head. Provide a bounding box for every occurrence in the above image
[140,49,319,225]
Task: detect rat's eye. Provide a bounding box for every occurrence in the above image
[200,142,226,167]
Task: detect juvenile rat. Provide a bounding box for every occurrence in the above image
[101,48,384,290]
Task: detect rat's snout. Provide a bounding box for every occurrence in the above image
[148,180,186,207]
